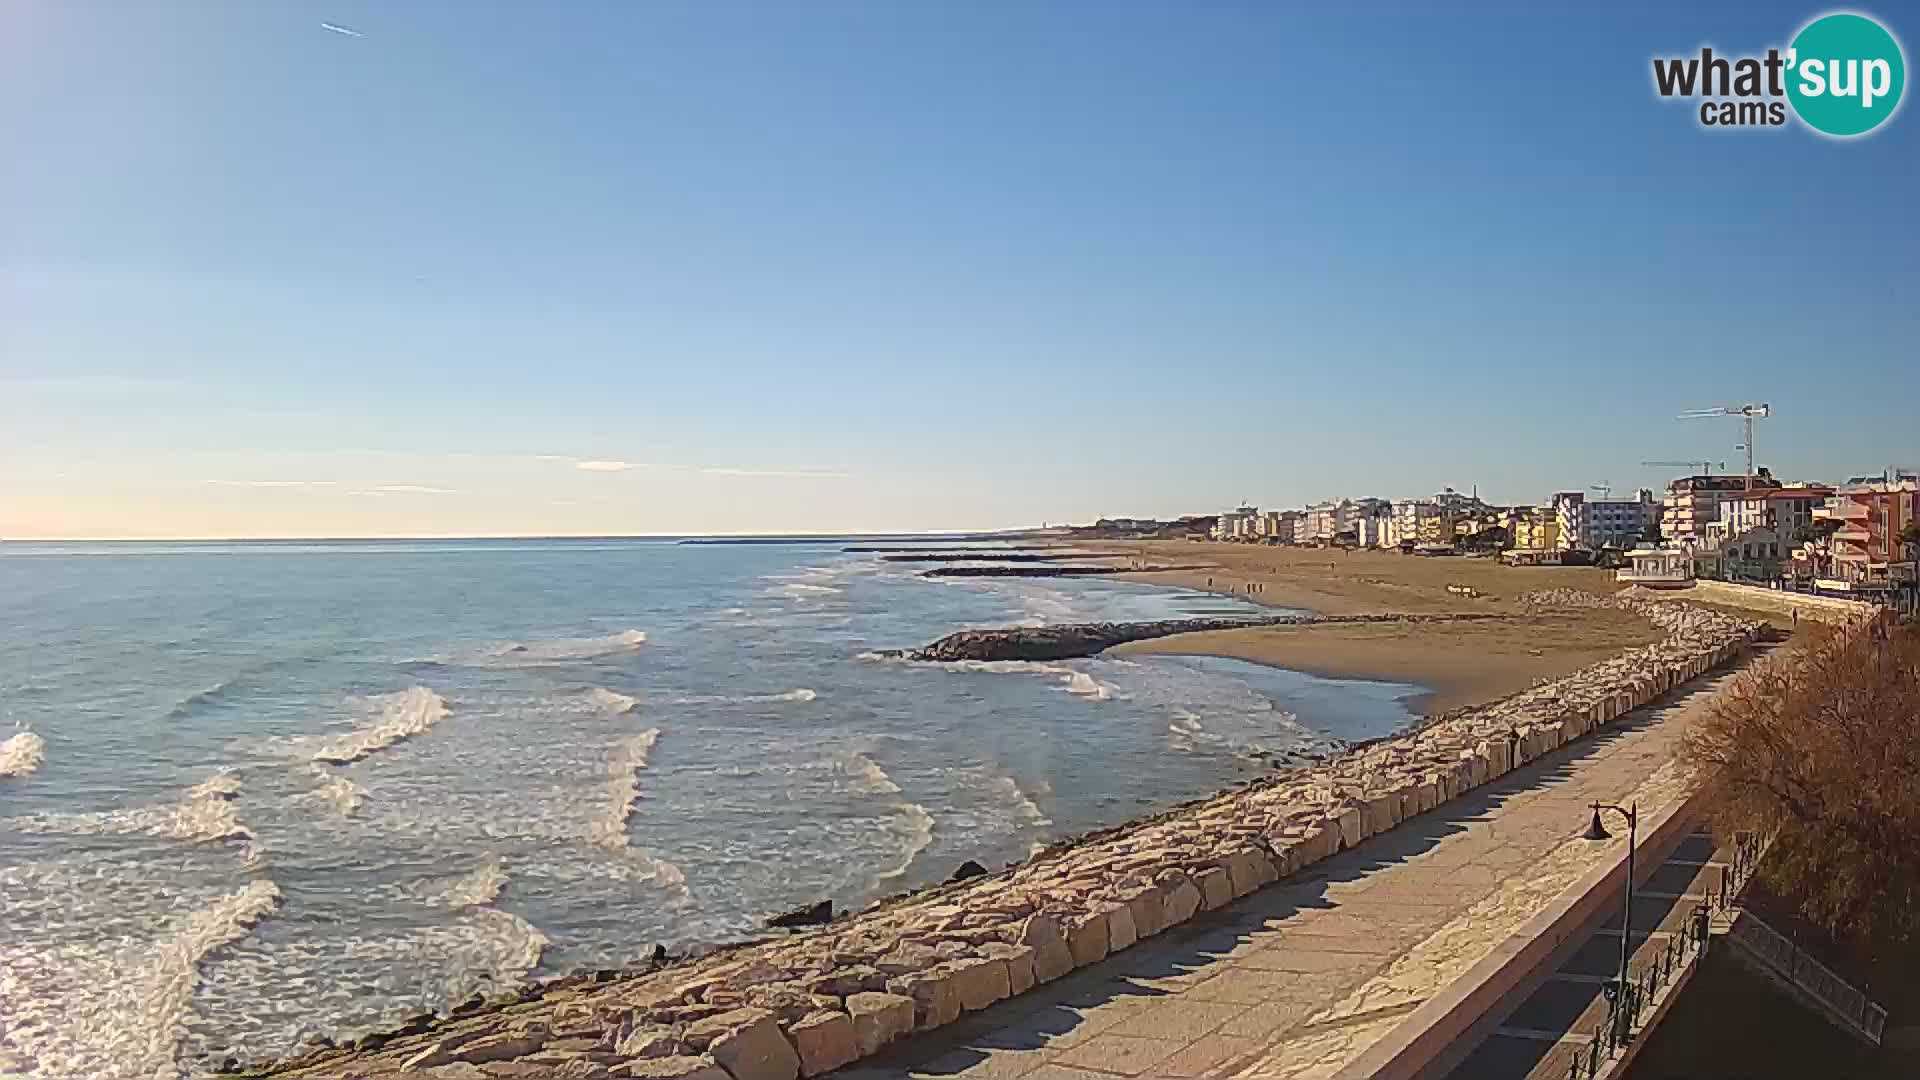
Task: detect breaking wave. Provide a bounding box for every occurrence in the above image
[307,765,364,816]
[670,688,816,705]
[1,729,47,778]
[0,877,281,1079]
[306,687,447,765]
[586,688,640,714]
[1063,671,1117,701]
[8,769,253,846]
[434,629,649,667]
[840,751,901,796]
[874,803,936,884]
[410,856,510,909]
[586,728,661,850]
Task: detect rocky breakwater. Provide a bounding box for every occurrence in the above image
[259,593,1764,1080]
[888,612,1500,664]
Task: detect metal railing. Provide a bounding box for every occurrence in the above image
[1562,832,1763,1080]
[1724,910,1887,1044]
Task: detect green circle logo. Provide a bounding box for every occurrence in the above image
[1786,13,1906,136]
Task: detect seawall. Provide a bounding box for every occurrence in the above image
[259,594,1770,1080]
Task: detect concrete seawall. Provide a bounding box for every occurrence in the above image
[260,594,1770,1080]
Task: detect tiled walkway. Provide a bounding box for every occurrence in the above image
[830,667,1747,1080]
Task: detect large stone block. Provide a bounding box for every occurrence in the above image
[702,1009,800,1080]
[1194,866,1233,911]
[1336,807,1363,849]
[1105,901,1138,952]
[1363,794,1398,837]
[884,969,961,1031]
[1066,909,1110,967]
[1159,873,1203,927]
[844,992,914,1057]
[944,956,1012,1012]
[1015,914,1074,984]
[612,1056,732,1080]
[1119,882,1166,939]
[787,1011,859,1078]
[980,942,1036,996]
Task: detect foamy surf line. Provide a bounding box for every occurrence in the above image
[0,877,282,1078]
[7,769,254,846]
[305,686,447,765]
[1,729,47,778]
[584,728,690,899]
[430,629,649,667]
[670,688,816,704]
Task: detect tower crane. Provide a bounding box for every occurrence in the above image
[1641,459,1727,475]
[1677,403,1770,491]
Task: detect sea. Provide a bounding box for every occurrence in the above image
[0,538,1421,1078]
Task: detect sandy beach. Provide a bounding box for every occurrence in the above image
[1101,541,1666,712]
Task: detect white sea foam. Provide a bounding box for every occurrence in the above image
[984,770,1053,828]
[306,687,447,765]
[307,764,364,816]
[410,856,509,908]
[451,628,648,666]
[670,688,816,705]
[0,729,47,777]
[780,582,842,597]
[874,803,936,884]
[841,751,902,796]
[586,687,640,714]
[0,877,281,1079]
[8,769,253,846]
[586,728,661,850]
[1063,671,1116,701]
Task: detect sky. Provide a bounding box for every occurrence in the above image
[2,0,1915,539]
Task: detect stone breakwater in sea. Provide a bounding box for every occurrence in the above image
[261,593,1764,1080]
[889,612,1503,664]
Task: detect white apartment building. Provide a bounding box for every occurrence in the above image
[1552,489,1658,550]
[1662,472,1777,546]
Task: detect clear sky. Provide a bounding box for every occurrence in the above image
[2,1,1914,538]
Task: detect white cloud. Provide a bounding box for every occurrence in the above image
[349,484,455,496]
[700,468,850,480]
[574,460,638,472]
[207,480,337,488]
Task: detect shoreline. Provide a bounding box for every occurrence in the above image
[256,589,1776,1079]
[1093,542,1665,714]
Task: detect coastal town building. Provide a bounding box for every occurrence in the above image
[1661,471,1778,546]
[1511,508,1561,552]
[1391,499,1446,547]
[1797,478,1920,590]
[1553,489,1658,551]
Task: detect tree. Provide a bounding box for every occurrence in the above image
[1681,622,1920,944]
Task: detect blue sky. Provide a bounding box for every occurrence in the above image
[2,1,1914,537]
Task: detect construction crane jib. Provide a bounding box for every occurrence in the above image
[1677,403,1770,491]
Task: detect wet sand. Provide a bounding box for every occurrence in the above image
[1101,541,1664,713]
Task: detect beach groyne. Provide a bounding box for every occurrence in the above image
[258,592,1770,1080]
[888,612,1502,663]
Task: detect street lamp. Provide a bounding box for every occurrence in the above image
[1584,802,1639,1046]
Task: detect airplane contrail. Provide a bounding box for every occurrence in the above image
[320,22,363,37]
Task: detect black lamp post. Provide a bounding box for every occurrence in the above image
[1584,801,1639,1044]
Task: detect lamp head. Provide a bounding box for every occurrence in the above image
[1583,808,1612,842]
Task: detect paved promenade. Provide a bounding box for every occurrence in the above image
[831,667,1745,1080]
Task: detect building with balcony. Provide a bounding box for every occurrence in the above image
[1800,479,1920,590]
[1511,508,1561,552]
[1661,470,1778,546]
[1553,489,1658,551]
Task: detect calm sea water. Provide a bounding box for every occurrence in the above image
[0,539,1419,1077]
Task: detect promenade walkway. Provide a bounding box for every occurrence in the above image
[830,666,1747,1080]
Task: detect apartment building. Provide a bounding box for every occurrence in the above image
[1512,508,1561,552]
[1661,471,1778,545]
[1553,489,1659,550]
[1805,479,1920,587]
